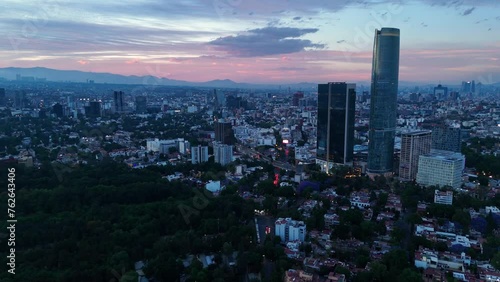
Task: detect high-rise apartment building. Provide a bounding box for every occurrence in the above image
[191,145,209,164]
[399,131,432,181]
[431,127,462,153]
[316,82,356,173]
[213,142,233,166]
[416,150,465,190]
[367,27,400,177]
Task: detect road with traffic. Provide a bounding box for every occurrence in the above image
[237,144,296,172]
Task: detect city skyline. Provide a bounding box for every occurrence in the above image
[1,0,499,84]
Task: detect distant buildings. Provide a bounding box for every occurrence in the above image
[214,89,225,108]
[113,91,124,113]
[416,150,465,189]
[15,91,27,109]
[135,96,147,113]
[316,82,356,173]
[434,190,453,205]
[214,118,235,145]
[0,88,5,107]
[433,84,448,101]
[461,80,475,94]
[367,27,400,177]
[146,138,190,155]
[292,91,304,107]
[84,101,101,118]
[213,142,233,166]
[191,145,209,164]
[52,103,64,118]
[275,218,306,242]
[431,127,463,153]
[226,95,246,109]
[399,130,432,181]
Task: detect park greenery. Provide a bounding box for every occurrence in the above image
[0,160,263,282]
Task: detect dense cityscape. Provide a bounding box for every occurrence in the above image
[1,1,500,282]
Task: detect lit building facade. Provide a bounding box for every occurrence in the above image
[416,150,465,189]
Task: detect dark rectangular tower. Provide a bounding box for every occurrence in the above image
[367,27,400,177]
[214,118,235,145]
[431,126,462,152]
[113,91,124,113]
[316,82,356,173]
[0,88,5,107]
[135,96,147,113]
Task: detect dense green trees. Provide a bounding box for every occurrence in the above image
[462,138,500,178]
[0,161,258,282]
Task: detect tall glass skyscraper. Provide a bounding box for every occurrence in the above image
[367,27,400,176]
[316,82,356,173]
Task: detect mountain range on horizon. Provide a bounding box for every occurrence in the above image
[0,67,498,90]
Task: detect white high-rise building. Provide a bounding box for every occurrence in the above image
[191,145,209,164]
[213,142,233,165]
[275,218,306,242]
[147,138,190,155]
[177,139,190,155]
[416,150,465,189]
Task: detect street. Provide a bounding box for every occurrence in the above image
[237,144,296,172]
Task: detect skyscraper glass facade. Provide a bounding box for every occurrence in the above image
[367,28,400,175]
[316,82,355,169]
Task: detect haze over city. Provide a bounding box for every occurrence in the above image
[1,0,500,84]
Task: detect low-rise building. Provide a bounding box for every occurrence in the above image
[284,269,318,282]
[350,192,371,209]
[485,206,500,214]
[414,248,471,271]
[324,213,340,228]
[434,190,453,205]
[275,218,307,242]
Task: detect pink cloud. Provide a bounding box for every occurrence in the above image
[2,46,499,84]
[126,59,140,64]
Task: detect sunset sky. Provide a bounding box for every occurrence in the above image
[1,0,499,84]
